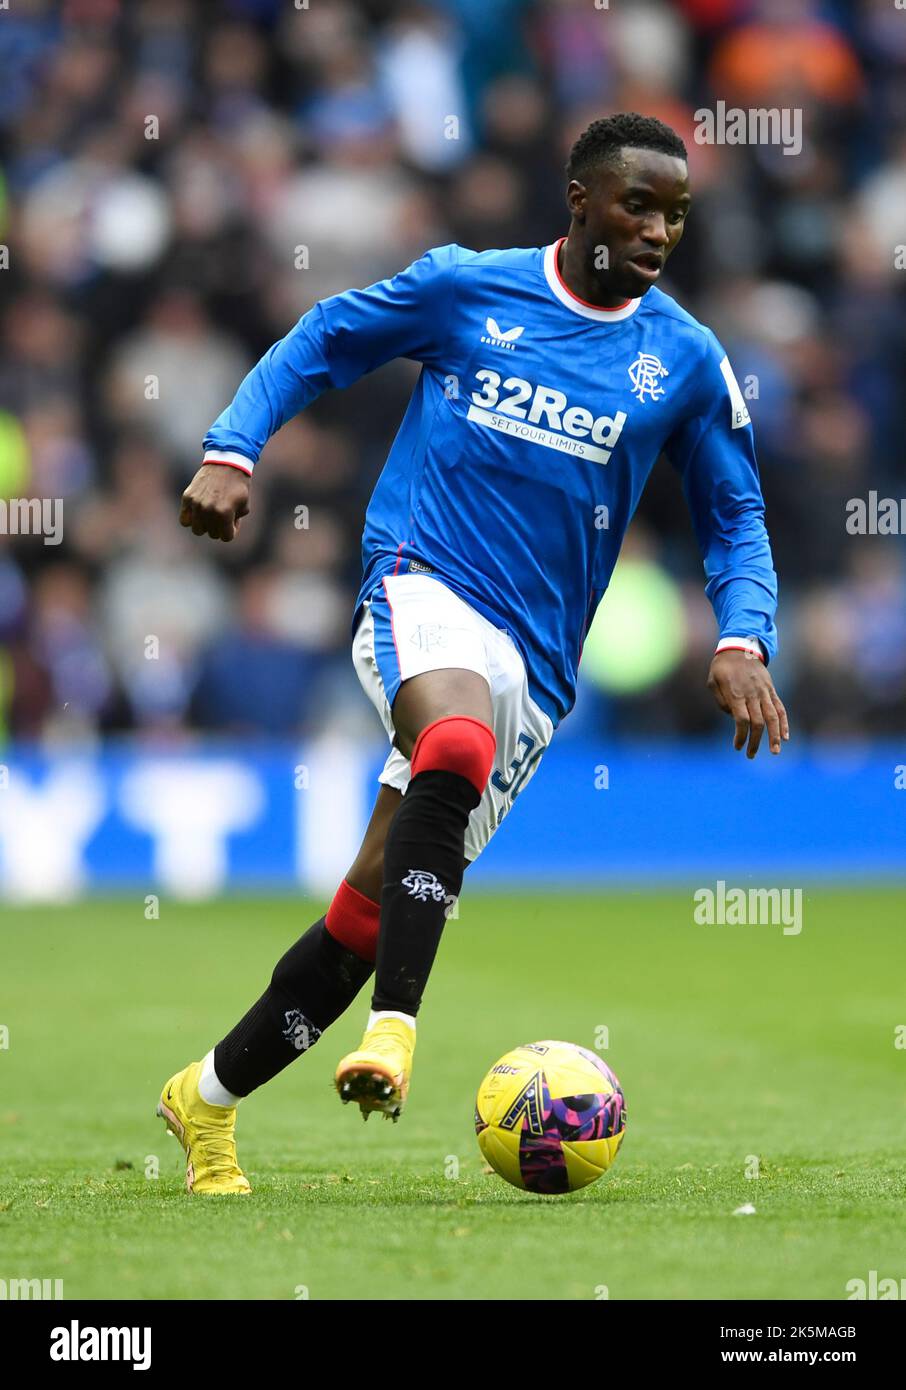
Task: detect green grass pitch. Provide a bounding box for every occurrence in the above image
[1,889,903,1300]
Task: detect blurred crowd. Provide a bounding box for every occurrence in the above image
[1,0,905,746]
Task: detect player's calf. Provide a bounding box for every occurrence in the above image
[212,883,378,1099]
[158,881,381,1192]
[336,712,496,1119]
[372,713,496,1013]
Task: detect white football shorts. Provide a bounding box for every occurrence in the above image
[352,573,554,862]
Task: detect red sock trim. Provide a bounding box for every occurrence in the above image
[325,879,380,962]
[410,715,497,796]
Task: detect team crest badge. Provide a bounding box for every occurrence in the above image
[402,869,448,903]
[628,351,669,403]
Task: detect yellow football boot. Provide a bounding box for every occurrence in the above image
[335,1017,416,1121]
[156,1061,251,1195]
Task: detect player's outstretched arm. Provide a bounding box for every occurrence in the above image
[707,648,789,759]
[665,332,788,758]
[197,245,458,489]
[179,462,250,542]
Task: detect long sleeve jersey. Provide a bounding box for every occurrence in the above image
[203,240,778,727]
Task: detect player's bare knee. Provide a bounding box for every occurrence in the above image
[345,852,384,905]
[392,668,492,758]
[343,786,400,901]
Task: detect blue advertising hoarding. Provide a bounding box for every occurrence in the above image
[0,740,903,900]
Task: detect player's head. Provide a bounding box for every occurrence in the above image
[565,113,689,299]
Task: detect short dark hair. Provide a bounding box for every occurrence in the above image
[566,113,687,184]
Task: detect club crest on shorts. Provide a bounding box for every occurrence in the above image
[628,351,669,402]
[402,869,448,902]
[410,622,447,652]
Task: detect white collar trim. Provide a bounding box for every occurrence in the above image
[543,239,641,323]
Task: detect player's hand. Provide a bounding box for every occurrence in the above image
[707,649,789,759]
[179,464,250,542]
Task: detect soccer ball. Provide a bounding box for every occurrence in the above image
[475,1040,626,1195]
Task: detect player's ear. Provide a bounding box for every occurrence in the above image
[566,179,587,221]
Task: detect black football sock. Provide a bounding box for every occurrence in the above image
[213,918,373,1097]
[372,769,479,1016]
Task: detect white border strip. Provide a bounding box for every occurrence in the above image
[543,240,641,323]
[716,636,765,663]
[203,449,255,476]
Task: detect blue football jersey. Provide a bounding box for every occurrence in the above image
[203,241,778,726]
